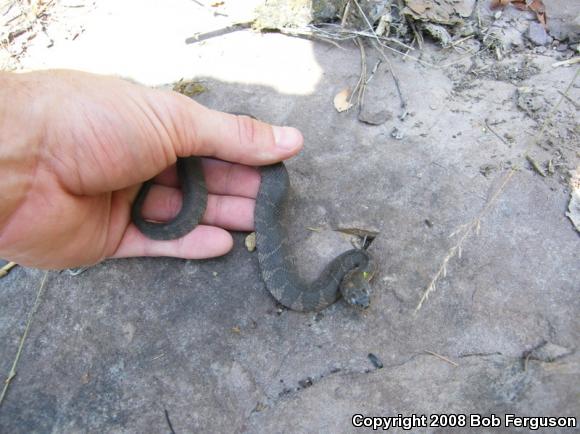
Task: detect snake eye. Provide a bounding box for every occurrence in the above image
[351,294,370,309]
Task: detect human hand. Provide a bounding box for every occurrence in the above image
[0,70,303,269]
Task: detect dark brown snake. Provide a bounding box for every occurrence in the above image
[131,121,374,312]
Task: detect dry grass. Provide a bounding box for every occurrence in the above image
[0,271,49,406]
[415,66,579,313]
[0,262,17,278]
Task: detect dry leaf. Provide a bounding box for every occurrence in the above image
[490,0,510,9]
[528,0,547,26]
[494,0,547,27]
[514,0,546,27]
[333,88,353,112]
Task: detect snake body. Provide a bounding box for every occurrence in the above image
[132,157,207,240]
[132,157,373,312]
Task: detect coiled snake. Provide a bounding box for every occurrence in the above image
[131,119,374,312]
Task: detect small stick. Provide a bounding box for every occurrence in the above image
[350,0,408,114]
[365,59,382,85]
[351,37,367,108]
[0,261,17,278]
[552,57,580,68]
[450,34,475,47]
[164,409,176,434]
[0,272,49,406]
[185,22,252,44]
[309,23,415,50]
[425,350,459,367]
[341,0,352,27]
[557,90,580,110]
[484,118,509,146]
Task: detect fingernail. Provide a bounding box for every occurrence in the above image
[273,126,302,151]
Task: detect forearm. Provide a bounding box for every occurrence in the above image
[0,71,42,230]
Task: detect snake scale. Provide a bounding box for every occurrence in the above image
[131,120,374,312]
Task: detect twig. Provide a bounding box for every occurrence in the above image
[552,57,580,68]
[185,21,252,44]
[402,36,416,61]
[33,0,55,19]
[351,37,367,108]
[409,20,423,50]
[415,66,579,312]
[450,34,474,47]
[164,408,176,434]
[301,24,438,68]
[0,261,17,278]
[309,23,415,50]
[523,352,532,371]
[372,40,408,116]
[425,350,459,367]
[0,271,49,406]
[557,90,580,110]
[276,27,345,49]
[341,0,352,27]
[1,1,15,17]
[484,118,509,146]
[351,0,407,115]
[366,58,382,85]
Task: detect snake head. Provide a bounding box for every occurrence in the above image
[340,268,373,309]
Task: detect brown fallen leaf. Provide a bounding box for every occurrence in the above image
[527,0,547,26]
[490,0,510,9]
[494,0,547,27]
[512,0,546,24]
[333,88,353,113]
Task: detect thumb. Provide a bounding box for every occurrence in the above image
[165,92,304,165]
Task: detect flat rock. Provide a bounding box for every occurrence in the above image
[527,342,574,362]
[403,0,476,25]
[1,2,579,432]
[358,107,393,125]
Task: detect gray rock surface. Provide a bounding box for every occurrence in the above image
[547,0,580,43]
[527,22,550,46]
[403,0,475,25]
[1,2,579,433]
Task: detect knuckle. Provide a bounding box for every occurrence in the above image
[235,115,257,147]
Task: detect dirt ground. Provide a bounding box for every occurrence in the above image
[1,1,579,433]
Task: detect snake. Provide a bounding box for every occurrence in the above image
[131,123,374,312]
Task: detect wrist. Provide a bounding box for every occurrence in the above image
[0,71,43,231]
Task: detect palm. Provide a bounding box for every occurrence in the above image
[0,70,264,268]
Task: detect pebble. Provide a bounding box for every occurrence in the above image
[245,232,257,252]
[391,127,404,140]
[368,353,384,369]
